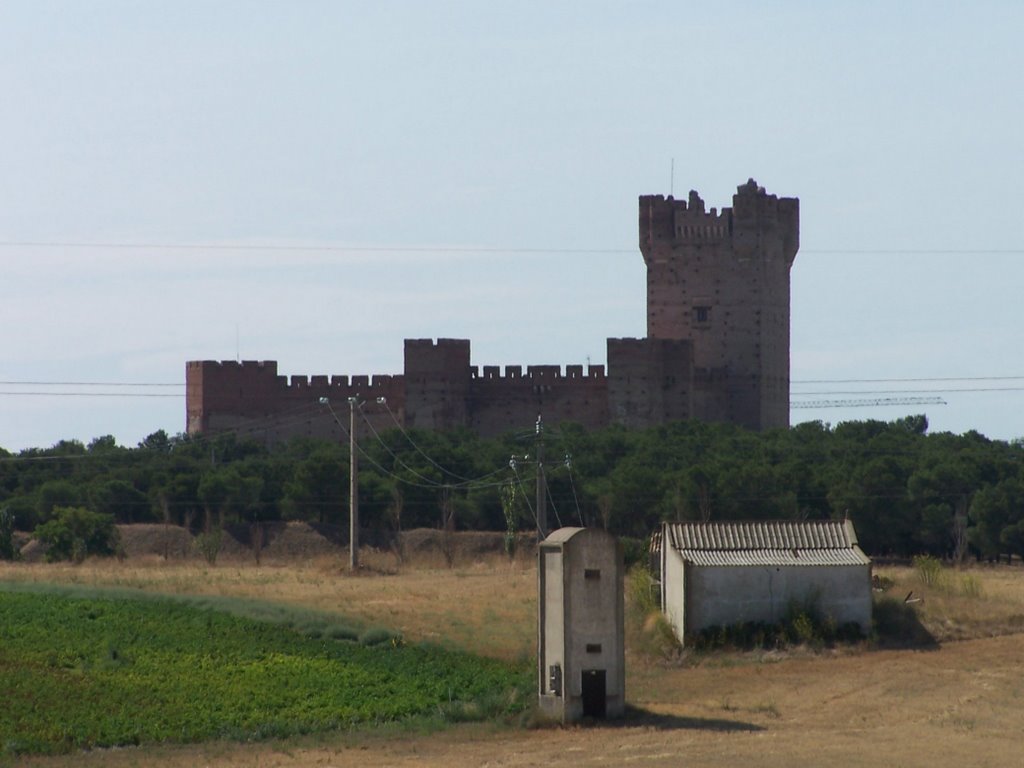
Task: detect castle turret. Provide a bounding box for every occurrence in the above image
[403,338,472,430]
[638,180,799,430]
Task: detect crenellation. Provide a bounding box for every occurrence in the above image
[187,180,798,440]
[527,365,561,380]
[464,362,608,385]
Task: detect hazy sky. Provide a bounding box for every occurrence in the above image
[2,1,1023,452]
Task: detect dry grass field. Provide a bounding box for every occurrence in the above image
[4,552,1024,768]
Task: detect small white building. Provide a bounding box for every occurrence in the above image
[659,520,872,644]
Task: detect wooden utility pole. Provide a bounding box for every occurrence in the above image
[349,397,360,570]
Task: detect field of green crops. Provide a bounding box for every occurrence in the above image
[0,585,529,756]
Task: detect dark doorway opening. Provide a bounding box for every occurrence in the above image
[581,669,607,718]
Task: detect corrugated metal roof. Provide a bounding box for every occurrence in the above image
[680,548,870,567]
[663,520,870,567]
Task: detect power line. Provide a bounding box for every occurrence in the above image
[801,249,1024,255]
[2,239,1024,256]
[0,392,183,398]
[0,381,182,387]
[355,402,467,489]
[5,384,1023,401]
[375,399,481,485]
[3,374,1022,391]
[0,240,631,255]
[793,376,1024,384]
[792,387,1024,396]
[318,398,509,492]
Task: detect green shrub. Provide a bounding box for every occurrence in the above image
[626,563,683,658]
[500,483,517,559]
[359,627,403,647]
[620,537,648,567]
[326,624,359,641]
[192,530,223,565]
[689,611,862,652]
[913,554,947,589]
[0,508,17,561]
[787,612,817,645]
[32,507,118,563]
[627,562,659,616]
[960,574,984,599]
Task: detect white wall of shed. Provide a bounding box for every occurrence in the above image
[662,546,687,639]
[685,564,872,634]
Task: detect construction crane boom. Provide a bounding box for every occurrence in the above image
[791,396,947,409]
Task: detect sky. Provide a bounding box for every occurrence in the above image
[2,1,1023,452]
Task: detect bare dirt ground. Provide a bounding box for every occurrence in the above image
[5,545,1024,768]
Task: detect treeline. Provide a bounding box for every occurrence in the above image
[1,415,1023,560]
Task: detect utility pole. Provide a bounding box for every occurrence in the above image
[348,396,360,570]
[536,415,547,540]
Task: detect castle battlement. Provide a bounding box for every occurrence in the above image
[640,180,798,260]
[287,373,400,391]
[472,364,607,382]
[187,360,279,374]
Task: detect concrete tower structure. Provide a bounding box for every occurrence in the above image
[639,179,799,430]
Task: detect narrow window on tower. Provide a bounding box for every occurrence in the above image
[694,305,711,325]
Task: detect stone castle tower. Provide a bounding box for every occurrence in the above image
[639,179,799,429]
[186,180,799,440]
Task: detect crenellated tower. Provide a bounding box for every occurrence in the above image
[639,179,799,430]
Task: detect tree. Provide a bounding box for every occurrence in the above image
[36,480,82,523]
[969,478,1024,561]
[87,435,119,453]
[282,445,347,523]
[33,506,119,562]
[89,478,153,524]
[0,507,17,560]
[908,462,974,559]
[138,430,172,454]
[197,467,263,530]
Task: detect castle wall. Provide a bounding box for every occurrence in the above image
[403,338,472,431]
[185,360,403,444]
[607,338,693,429]
[468,363,609,438]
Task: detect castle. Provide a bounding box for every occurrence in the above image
[186,180,799,441]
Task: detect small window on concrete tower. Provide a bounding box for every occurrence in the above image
[694,306,711,324]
